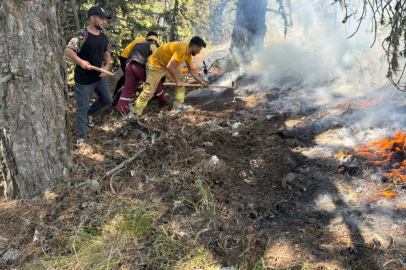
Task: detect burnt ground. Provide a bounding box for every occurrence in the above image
[1,78,406,269]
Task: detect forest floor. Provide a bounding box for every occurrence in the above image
[1,71,406,270]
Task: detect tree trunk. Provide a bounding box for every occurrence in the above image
[0,0,72,200]
[169,0,179,42]
[230,0,268,62]
[70,0,81,31]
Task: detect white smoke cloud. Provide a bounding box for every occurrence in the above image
[248,0,388,95]
[235,0,406,143]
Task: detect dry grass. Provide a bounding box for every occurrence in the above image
[27,201,220,270]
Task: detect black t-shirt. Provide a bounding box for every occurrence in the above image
[127,42,155,67]
[74,31,109,85]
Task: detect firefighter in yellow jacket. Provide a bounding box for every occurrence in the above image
[129,36,208,118]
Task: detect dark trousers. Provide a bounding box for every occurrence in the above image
[117,62,165,112]
[74,80,112,139]
[113,56,127,96]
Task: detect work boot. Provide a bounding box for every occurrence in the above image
[77,138,85,146]
[175,104,192,113]
[87,116,95,128]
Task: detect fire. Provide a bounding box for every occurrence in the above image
[336,152,344,158]
[334,102,349,109]
[291,102,301,110]
[178,65,200,74]
[380,190,397,198]
[350,97,382,109]
[333,97,383,110]
[352,129,406,183]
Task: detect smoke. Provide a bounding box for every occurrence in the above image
[248,0,388,95]
[231,0,406,145]
[226,0,406,243]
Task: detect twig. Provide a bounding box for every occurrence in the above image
[137,120,162,134]
[194,228,210,246]
[73,222,82,263]
[376,183,392,192]
[105,148,146,177]
[1,74,12,84]
[110,169,123,195]
[383,260,396,267]
[151,133,156,144]
[347,3,366,39]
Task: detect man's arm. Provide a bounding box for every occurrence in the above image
[100,52,111,77]
[167,58,183,87]
[187,63,208,87]
[104,52,111,68]
[65,48,91,70]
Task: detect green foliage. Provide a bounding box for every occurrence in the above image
[114,205,153,237]
[60,0,236,69]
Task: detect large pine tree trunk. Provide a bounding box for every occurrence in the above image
[169,0,180,42]
[0,0,72,200]
[230,0,268,62]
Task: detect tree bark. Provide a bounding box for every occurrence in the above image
[70,0,81,31]
[230,0,268,62]
[169,0,179,42]
[0,0,72,200]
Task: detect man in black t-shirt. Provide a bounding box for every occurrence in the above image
[65,6,112,146]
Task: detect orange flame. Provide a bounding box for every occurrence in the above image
[350,97,383,109]
[336,152,345,158]
[333,97,383,110]
[380,190,397,198]
[352,129,406,183]
[291,102,302,110]
[178,65,200,74]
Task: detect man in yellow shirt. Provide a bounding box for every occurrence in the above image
[130,36,208,118]
[112,31,158,104]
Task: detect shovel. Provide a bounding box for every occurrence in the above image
[163,81,235,89]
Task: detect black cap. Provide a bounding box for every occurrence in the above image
[88,6,111,19]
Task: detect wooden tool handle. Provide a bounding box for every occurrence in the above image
[89,65,115,76]
[163,83,234,89]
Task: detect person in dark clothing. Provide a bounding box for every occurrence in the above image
[117,36,167,113]
[112,31,159,105]
[65,6,112,145]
